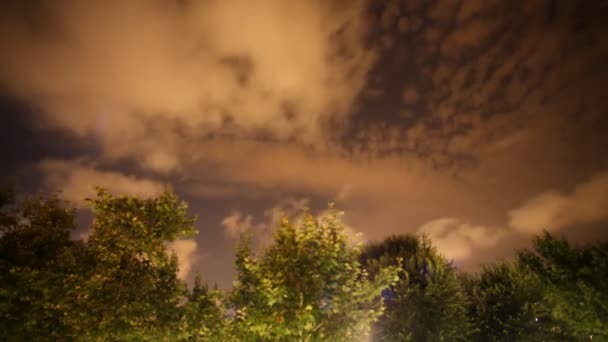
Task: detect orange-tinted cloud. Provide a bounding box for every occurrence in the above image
[509,172,608,234]
[40,159,165,203]
[418,218,505,261]
[2,0,607,283]
[167,239,199,280]
[0,0,374,172]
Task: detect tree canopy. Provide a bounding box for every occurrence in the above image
[463,262,572,341]
[361,235,473,341]
[1,186,606,340]
[0,188,208,340]
[519,233,608,339]
[228,209,400,341]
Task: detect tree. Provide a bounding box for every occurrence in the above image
[73,188,198,340]
[179,276,227,341]
[519,232,608,339]
[228,208,399,341]
[463,262,572,341]
[361,235,473,342]
[0,187,223,341]
[0,192,84,340]
[5,184,606,340]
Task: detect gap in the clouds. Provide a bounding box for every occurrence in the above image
[168,182,334,288]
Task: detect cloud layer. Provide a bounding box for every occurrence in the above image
[0,0,373,172]
[167,239,199,280]
[418,218,505,261]
[40,159,165,203]
[509,172,608,234]
[417,172,608,263]
[2,0,607,285]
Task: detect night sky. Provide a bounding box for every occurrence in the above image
[1,0,607,287]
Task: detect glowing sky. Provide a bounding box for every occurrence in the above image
[1,0,607,287]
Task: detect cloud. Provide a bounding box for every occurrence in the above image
[509,172,608,234]
[221,197,364,248]
[189,140,462,200]
[178,140,496,244]
[508,191,570,234]
[221,197,309,242]
[40,159,165,203]
[221,211,256,240]
[357,0,608,181]
[417,171,608,261]
[411,170,608,265]
[166,239,198,280]
[418,218,505,261]
[0,0,374,172]
[3,0,608,283]
[335,183,353,201]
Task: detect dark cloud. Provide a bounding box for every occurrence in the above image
[1,0,607,287]
[0,94,101,185]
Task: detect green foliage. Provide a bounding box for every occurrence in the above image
[464,262,572,341]
[2,185,608,341]
[73,188,197,340]
[519,232,608,339]
[362,235,473,341]
[228,208,400,341]
[0,188,223,341]
[178,276,227,341]
[0,193,83,340]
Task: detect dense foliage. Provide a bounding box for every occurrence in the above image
[362,235,473,341]
[228,210,400,341]
[0,190,398,341]
[1,186,606,341]
[0,191,83,340]
[519,233,608,339]
[463,262,571,341]
[0,188,213,341]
